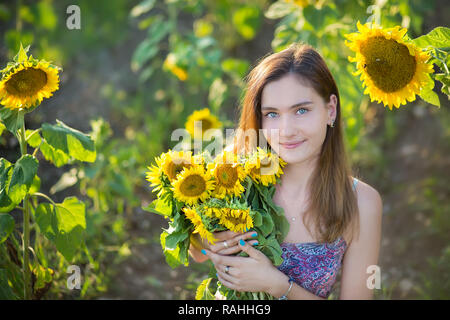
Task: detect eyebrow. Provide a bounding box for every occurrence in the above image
[261,100,313,111]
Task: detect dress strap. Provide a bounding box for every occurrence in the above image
[352,177,358,191]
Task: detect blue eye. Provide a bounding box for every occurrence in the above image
[297,108,308,115]
[265,112,277,118]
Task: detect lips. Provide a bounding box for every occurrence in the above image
[280,140,306,149]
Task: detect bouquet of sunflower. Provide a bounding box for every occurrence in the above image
[143,147,290,300]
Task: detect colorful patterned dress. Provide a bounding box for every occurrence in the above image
[276,177,359,298]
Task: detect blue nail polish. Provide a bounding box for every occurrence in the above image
[201,249,206,255]
[239,239,245,246]
[253,241,258,246]
[252,232,257,237]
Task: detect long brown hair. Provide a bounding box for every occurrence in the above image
[229,42,360,244]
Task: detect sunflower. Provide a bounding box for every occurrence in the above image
[185,108,223,140]
[0,45,60,110]
[344,21,434,110]
[161,149,194,182]
[145,154,165,197]
[183,207,217,244]
[207,151,246,199]
[172,164,215,206]
[216,207,253,233]
[163,53,188,81]
[245,147,286,186]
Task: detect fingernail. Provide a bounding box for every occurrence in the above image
[216,273,218,277]
[239,239,245,246]
[252,232,257,237]
[253,241,258,246]
[201,249,206,255]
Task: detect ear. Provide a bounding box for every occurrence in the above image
[327,94,338,122]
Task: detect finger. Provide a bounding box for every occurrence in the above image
[213,230,241,241]
[217,240,259,255]
[238,239,262,259]
[202,248,243,267]
[224,231,258,248]
[217,272,238,291]
[216,244,241,255]
[216,268,236,284]
[209,238,238,254]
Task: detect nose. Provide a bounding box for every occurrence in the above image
[279,115,298,139]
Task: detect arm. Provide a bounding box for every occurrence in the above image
[339,183,383,299]
[266,269,325,300]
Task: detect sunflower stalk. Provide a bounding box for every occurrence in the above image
[18,120,32,300]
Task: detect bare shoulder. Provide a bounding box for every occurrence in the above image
[353,178,383,215]
[346,177,383,245]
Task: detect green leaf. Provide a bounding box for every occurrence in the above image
[7,154,38,204]
[32,264,53,290]
[131,39,159,72]
[258,210,274,237]
[232,6,261,40]
[142,198,172,217]
[195,278,215,300]
[160,231,189,268]
[164,211,191,250]
[221,58,250,78]
[0,122,5,137]
[39,139,71,167]
[25,129,42,148]
[0,269,19,300]
[131,17,172,71]
[41,120,96,163]
[264,1,293,19]
[35,196,86,261]
[419,77,441,107]
[29,175,41,195]
[0,213,15,244]
[35,203,57,242]
[0,108,25,135]
[0,158,15,213]
[412,27,450,49]
[130,0,156,17]
[14,42,29,63]
[420,88,441,107]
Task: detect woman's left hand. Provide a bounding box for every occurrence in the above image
[202,239,279,293]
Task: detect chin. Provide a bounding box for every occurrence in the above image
[276,150,305,164]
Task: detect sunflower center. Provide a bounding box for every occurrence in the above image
[166,161,191,180]
[217,165,238,188]
[360,36,416,93]
[195,118,212,131]
[223,211,246,225]
[5,67,48,97]
[179,174,206,197]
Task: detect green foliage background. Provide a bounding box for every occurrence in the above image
[0,0,448,299]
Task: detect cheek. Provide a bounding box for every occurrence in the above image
[261,121,276,143]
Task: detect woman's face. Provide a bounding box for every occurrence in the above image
[260,73,337,164]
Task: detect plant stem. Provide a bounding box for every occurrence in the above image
[31,192,56,206]
[18,122,32,300]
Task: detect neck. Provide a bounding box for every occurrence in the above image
[278,156,319,199]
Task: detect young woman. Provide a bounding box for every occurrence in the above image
[189,43,383,300]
